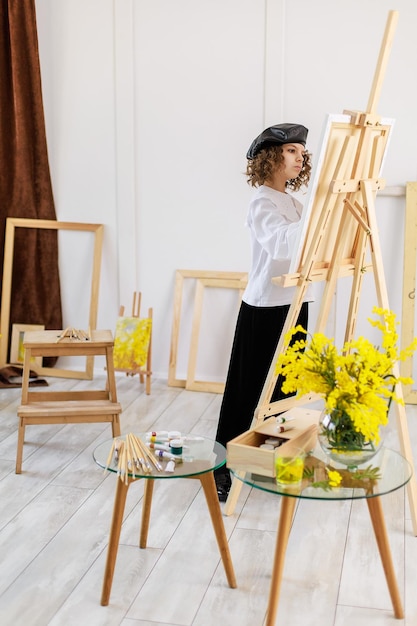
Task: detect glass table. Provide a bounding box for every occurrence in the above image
[231,445,413,626]
[94,434,236,605]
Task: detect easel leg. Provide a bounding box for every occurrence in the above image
[101,478,130,606]
[139,479,154,548]
[265,495,296,626]
[196,473,237,588]
[363,180,417,534]
[366,496,404,619]
[224,471,244,516]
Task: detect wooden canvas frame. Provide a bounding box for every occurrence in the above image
[0,218,103,379]
[401,182,417,403]
[186,277,247,393]
[168,269,247,391]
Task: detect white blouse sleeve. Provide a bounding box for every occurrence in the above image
[248,194,301,260]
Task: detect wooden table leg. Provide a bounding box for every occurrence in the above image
[139,479,154,548]
[101,477,131,606]
[265,495,297,626]
[196,473,237,588]
[366,496,404,619]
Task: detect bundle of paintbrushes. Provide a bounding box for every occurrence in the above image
[104,433,165,484]
[55,327,91,342]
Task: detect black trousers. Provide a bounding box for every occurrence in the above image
[215,300,308,448]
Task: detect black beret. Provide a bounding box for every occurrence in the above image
[246,123,308,159]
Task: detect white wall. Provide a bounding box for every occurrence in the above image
[34,0,417,378]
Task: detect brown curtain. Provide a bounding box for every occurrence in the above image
[0,0,62,361]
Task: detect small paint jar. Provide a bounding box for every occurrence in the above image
[170,439,183,455]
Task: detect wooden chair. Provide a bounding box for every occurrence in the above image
[113,292,153,394]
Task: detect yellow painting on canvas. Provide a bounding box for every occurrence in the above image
[113,317,151,370]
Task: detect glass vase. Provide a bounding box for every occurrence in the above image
[318,409,384,469]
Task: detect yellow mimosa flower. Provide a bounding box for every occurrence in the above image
[326,469,342,487]
[275,307,417,449]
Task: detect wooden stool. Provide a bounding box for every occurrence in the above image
[16,329,122,473]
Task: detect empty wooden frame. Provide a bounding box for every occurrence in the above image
[168,269,247,392]
[0,218,103,379]
[401,182,417,403]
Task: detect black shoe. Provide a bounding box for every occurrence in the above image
[214,469,232,502]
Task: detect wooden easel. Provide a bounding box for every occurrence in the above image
[115,291,153,394]
[225,10,417,535]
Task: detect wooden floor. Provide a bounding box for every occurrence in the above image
[1,373,417,626]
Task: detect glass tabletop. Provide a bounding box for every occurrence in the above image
[230,445,413,501]
[93,433,226,479]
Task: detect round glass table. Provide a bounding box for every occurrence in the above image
[231,445,412,626]
[94,434,236,605]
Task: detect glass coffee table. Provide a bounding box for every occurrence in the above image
[231,445,412,626]
[94,434,236,605]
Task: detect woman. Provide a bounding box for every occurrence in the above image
[214,123,313,501]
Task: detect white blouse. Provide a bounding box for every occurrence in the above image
[242,185,313,307]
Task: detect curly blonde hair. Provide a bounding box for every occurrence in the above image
[246,145,312,191]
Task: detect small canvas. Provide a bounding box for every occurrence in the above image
[113,316,152,371]
[10,323,45,367]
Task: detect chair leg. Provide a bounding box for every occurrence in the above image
[112,415,121,438]
[16,418,25,474]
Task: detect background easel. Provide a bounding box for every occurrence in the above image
[115,291,153,394]
[225,10,417,535]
